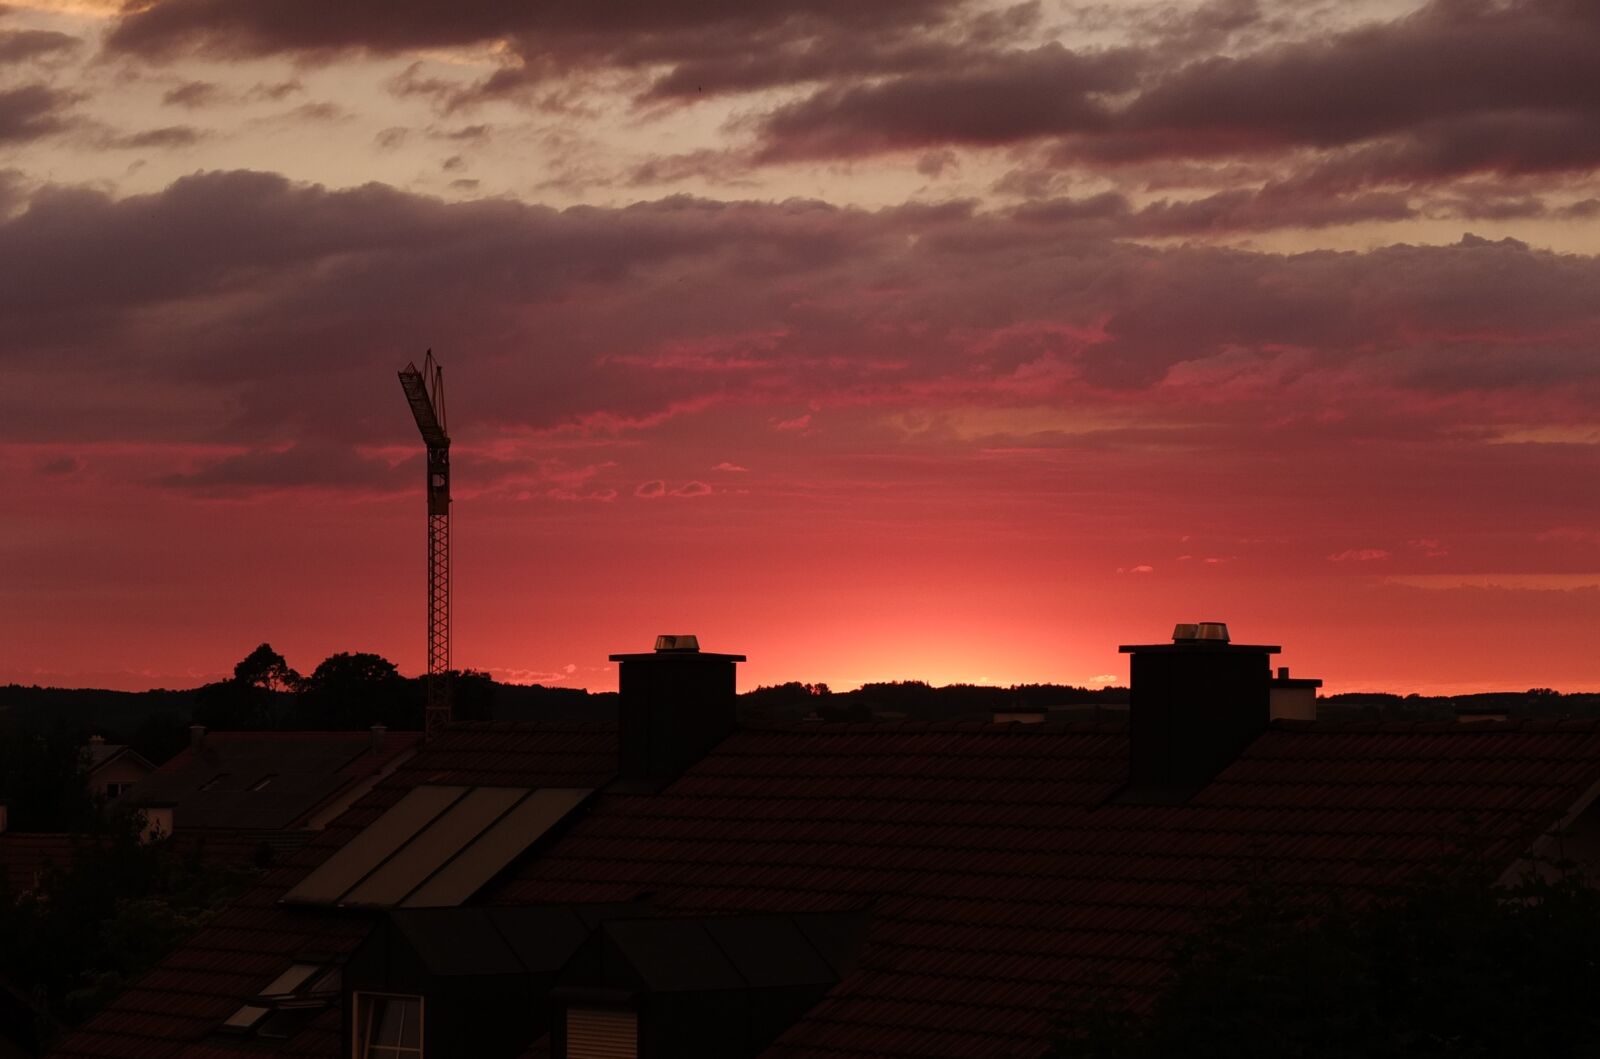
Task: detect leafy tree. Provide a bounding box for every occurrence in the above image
[233,643,301,695]
[0,718,98,832]
[1051,861,1600,1059]
[0,815,258,1043]
[448,669,496,723]
[193,643,301,730]
[290,651,419,729]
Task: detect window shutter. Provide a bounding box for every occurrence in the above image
[566,1007,636,1059]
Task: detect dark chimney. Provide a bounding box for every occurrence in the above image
[189,724,207,748]
[1118,622,1279,799]
[609,635,745,789]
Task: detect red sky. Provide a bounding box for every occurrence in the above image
[3,0,1598,695]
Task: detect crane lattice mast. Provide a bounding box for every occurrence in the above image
[397,350,451,734]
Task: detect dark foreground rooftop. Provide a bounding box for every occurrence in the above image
[49,716,1600,1059]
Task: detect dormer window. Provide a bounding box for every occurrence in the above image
[354,992,423,1059]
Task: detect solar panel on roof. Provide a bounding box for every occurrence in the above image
[281,785,596,910]
[401,788,592,908]
[342,786,525,908]
[281,785,467,905]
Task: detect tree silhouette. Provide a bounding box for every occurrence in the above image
[232,643,301,695]
[291,652,419,730]
[193,643,300,730]
[0,719,98,832]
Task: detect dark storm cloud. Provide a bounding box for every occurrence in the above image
[1011,186,1415,235]
[103,124,208,149]
[748,0,1600,186]
[102,0,1600,190]
[34,454,81,476]
[108,0,950,56]
[0,28,79,63]
[0,85,75,143]
[1118,0,1600,151]
[161,80,225,108]
[3,171,1597,476]
[155,443,412,495]
[1074,234,1600,388]
[105,0,972,104]
[755,43,1138,159]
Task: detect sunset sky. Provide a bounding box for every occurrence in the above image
[4,0,1598,695]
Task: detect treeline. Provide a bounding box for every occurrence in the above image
[0,643,616,769]
[1321,688,1600,722]
[740,679,1130,722]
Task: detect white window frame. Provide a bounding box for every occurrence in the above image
[352,991,424,1059]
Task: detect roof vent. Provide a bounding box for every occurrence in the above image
[1172,621,1229,643]
[654,634,700,653]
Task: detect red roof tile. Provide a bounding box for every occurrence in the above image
[50,718,1600,1059]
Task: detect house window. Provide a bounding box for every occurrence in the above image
[220,962,337,1037]
[354,993,423,1059]
[566,1007,636,1059]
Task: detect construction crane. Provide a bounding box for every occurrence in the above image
[397,350,451,734]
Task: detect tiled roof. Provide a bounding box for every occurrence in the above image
[52,724,618,1059]
[83,744,152,775]
[500,719,1600,1059]
[50,718,1600,1059]
[126,731,422,831]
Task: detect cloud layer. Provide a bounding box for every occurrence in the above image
[0,0,1595,693]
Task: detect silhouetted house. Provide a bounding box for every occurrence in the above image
[121,726,421,858]
[80,736,154,802]
[50,628,1600,1059]
[1269,665,1323,721]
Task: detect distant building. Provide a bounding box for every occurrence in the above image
[121,726,420,854]
[80,736,154,802]
[54,626,1600,1059]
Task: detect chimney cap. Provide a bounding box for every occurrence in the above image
[654,634,699,653]
[1121,621,1279,654]
[610,635,746,663]
[1172,621,1230,643]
